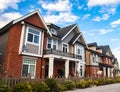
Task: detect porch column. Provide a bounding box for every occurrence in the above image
[65,60,69,78]
[76,61,80,77]
[48,57,54,78]
[111,68,113,77]
[103,67,106,77]
[108,68,110,77]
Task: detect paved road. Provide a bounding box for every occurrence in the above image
[66,83,120,92]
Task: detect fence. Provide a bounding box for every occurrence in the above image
[1,76,118,87]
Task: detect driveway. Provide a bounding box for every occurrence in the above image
[65,83,120,92]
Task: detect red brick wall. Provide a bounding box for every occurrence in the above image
[3,23,22,77]
[2,13,47,78]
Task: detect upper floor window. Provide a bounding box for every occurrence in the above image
[47,38,58,50]
[63,44,68,53]
[53,39,57,50]
[50,28,57,35]
[48,38,52,48]
[77,46,82,55]
[27,28,40,44]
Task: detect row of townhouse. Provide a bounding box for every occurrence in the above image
[0,10,119,78]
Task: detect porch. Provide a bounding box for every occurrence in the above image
[43,49,85,78]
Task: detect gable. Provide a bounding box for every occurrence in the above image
[24,13,46,29]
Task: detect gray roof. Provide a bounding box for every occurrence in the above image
[87,42,97,47]
[57,24,76,38]
[69,33,80,44]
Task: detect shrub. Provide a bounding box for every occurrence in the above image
[86,79,93,87]
[0,79,6,92]
[94,80,99,86]
[45,78,59,92]
[31,82,49,92]
[105,78,113,84]
[76,80,87,88]
[58,84,67,91]
[97,78,105,85]
[116,77,120,83]
[64,80,75,90]
[13,82,32,92]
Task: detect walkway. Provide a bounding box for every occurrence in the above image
[66,83,120,92]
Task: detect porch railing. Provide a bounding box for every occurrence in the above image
[44,49,82,59]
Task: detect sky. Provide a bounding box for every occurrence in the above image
[0,0,120,65]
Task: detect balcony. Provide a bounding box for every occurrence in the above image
[44,49,82,59]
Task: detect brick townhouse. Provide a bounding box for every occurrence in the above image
[85,42,115,78]
[0,10,88,78]
[0,10,52,78]
[0,10,118,79]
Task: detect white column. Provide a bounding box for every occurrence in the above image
[76,61,80,77]
[48,57,54,78]
[103,67,106,77]
[111,68,113,77]
[65,60,69,78]
[108,68,110,77]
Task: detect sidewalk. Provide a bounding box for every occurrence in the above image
[65,83,120,92]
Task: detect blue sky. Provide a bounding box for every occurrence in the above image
[0,0,120,63]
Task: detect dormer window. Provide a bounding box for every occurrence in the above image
[50,28,57,35]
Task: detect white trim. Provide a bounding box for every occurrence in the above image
[75,24,88,49]
[22,52,42,57]
[61,25,76,40]
[40,32,44,56]
[13,9,52,37]
[72,33,82,45]
[62,42,69,53]
[44,54,82,62]
[19,22,25,54]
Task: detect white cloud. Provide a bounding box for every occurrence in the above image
[82,14,91,20]
[0,0,21,12]
[99,29,113,34]
[112,47,120,66]
[39,0,71,12]
[44,12,79,24]
[39,0,79,24]
[110,19,120,28]
[0,12,22,28]
[99,8,116,15]
[88,0,120,7]
[93,14,110,22]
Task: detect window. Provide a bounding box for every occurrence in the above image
[77,46,82,55]
[47,38,52,48]
[27,28,40,44]
[63,44,67,53]
[53,39,57,50]
[50,28,57,35]
[47,38,58,50]
[22,59,36,78]
[80,65,83,77]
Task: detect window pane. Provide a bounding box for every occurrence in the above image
[29,29,39,35]
[34,35,39,44]
[48,38,52,48]
[63,44,67,53]
[53,45,56,50]
[22,65,28,77]
[29,65,35,77]
[24,59,35,64]
[27,33,33,42]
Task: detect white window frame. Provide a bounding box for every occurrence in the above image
[77,45,82,55]
[62,43,69,53]
[26,27,41,45]
[50,28,57,35]
[22,59,36,78]
[47,38,58,50]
